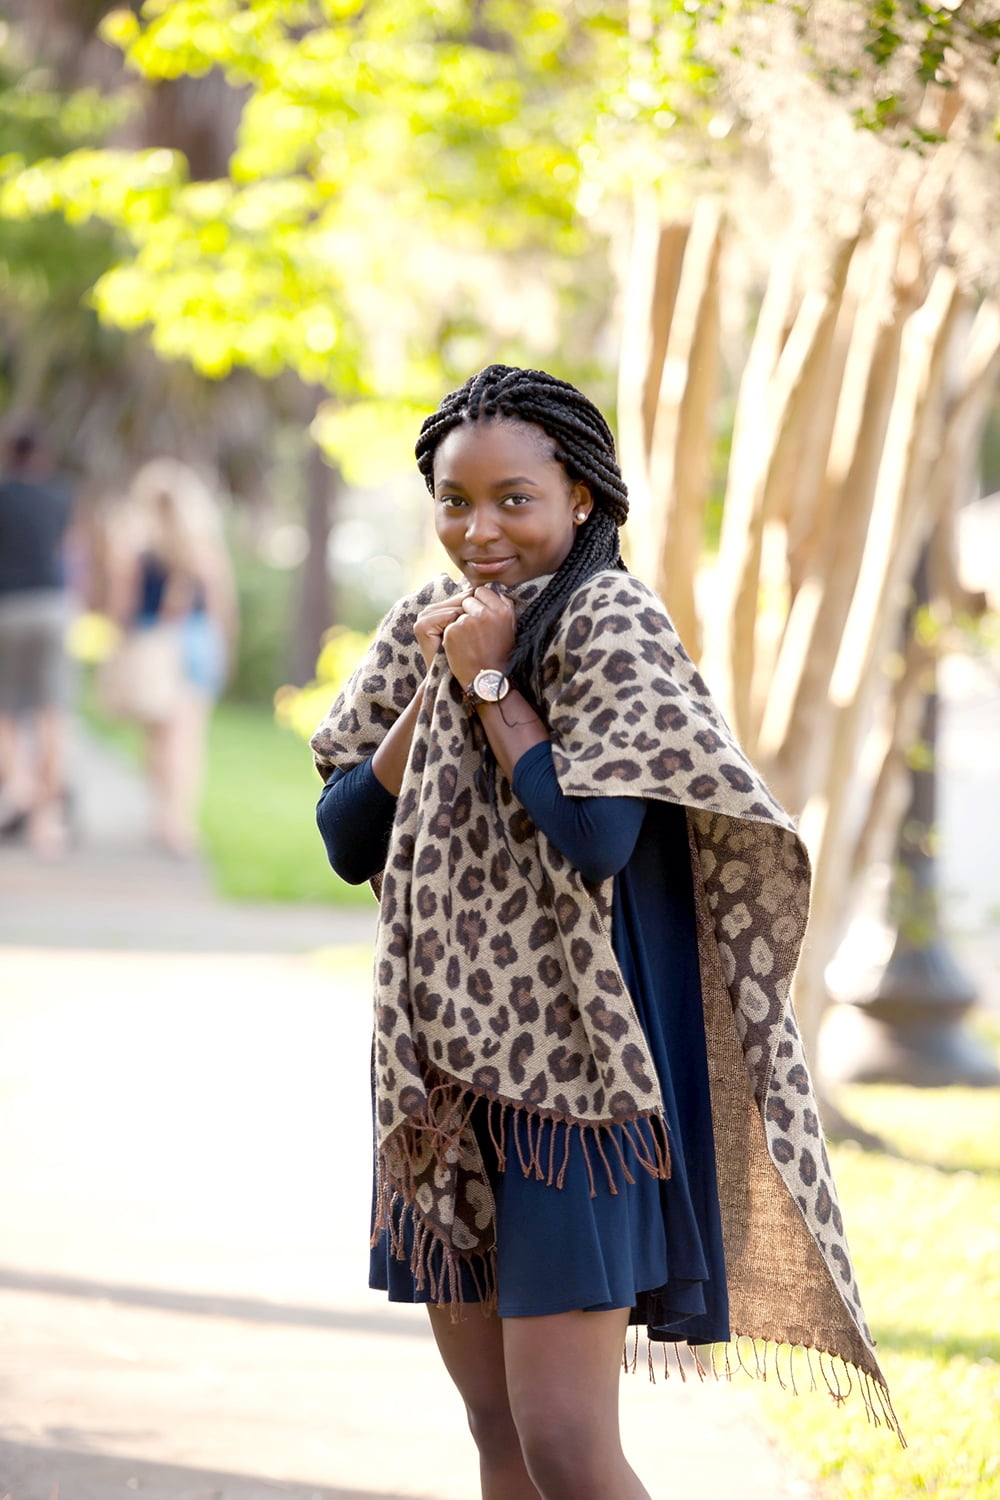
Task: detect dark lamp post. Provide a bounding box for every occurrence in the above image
[823,554,999,1088]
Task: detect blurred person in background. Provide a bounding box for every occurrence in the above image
[104,458,237,857]
[0,418,75,856]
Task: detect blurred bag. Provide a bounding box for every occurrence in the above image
[97,622,185,724]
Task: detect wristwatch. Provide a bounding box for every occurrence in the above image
[463,668,510,709]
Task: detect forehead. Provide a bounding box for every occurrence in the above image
[432,418,559,483]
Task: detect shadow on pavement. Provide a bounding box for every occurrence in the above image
[0,1438,426,1500]
[0,1266,429,1342]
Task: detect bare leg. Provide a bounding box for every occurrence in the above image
[147,693,210,855]
[0,714,30,817]
[0,714,18,791]
[27,706,69,854]
[504,1308,651,1500]
[427,1306,541,1500]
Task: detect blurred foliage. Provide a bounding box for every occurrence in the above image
[4,1,998,469]
[3,1,997,415]
[65,609,121,665]
[227,537,297,702]
[4,0,999,675]
[274,622,373,739]
[0,22,126,410]
[0,0,720,468]
[801,0,1000,140]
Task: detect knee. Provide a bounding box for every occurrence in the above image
[513,1402,611,1494]
[465,1395,520,1465]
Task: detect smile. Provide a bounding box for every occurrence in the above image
[464,557,516,575]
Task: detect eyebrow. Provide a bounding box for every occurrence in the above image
[435,476,541,490]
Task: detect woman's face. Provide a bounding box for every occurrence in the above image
[431,419,592,587]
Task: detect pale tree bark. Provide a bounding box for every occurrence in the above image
[644,200,724,657]
[757,223,918,809]
[851,298,1000,878]
[699,241,800,741]
[743,235,858,749]
[793,266,963,1059]
[616,182,1000,1089]
[617,203,690,574]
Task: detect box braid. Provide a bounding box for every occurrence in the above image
[415,365,629,706]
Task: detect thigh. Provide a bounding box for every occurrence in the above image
[502,1307,630,1434]
[426,1304,510,1418]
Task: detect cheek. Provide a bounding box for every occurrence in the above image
[434,510,459,545]
[541,508,577,555]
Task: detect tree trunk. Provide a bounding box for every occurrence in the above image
[701,242,800,739]
[292,444,338,686]
[758,222,917,808]
[647,199,723,657]
[617,204,690,575]
[794,266,963,1062]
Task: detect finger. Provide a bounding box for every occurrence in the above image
[418,601,464,622]
[473,585,514,615]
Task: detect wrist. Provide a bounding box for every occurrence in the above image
[462,667,510,710]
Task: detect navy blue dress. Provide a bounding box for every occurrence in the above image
[318,741,730,1345]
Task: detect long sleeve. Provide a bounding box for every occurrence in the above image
[317,757,397,885]
[511,740,645,883]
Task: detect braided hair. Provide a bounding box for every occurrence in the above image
[415,365,629,705]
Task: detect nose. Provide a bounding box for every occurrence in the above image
[463,502,502,544]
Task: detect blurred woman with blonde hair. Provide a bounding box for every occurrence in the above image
[104,458,237,856]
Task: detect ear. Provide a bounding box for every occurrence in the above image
[571,483,594,525]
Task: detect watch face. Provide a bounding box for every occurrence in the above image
[473,669,509,703]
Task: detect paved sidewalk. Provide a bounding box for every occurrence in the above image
[2,692,997,1500]
[0,728,828,1499]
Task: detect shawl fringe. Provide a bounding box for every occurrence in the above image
[374,1075,671,1313]
[623,1329,905,1448]
[375,1068,670,1201]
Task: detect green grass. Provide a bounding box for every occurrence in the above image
[198,702,371,904]
[756,1062,1000,1500]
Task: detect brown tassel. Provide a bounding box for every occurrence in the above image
[513,1116,531,1178]
[555,1124,573,1189]
[581,1128,597,1198]
[604,1122,636,1186]
[592,1128,618,1196]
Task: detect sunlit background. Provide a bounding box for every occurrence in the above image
[0,4,998,1499]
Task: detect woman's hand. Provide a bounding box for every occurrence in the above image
[413,594,470,672]
[442,585,516,689]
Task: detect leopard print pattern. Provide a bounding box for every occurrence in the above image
[545,577,872,1349]
[312,570,875,1367]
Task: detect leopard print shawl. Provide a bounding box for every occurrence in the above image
[311,569,899,1438]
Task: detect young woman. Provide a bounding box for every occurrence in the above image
[312,366,897,1500]
[104,458,237,856]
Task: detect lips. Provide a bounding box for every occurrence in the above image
[465,556,515,574]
